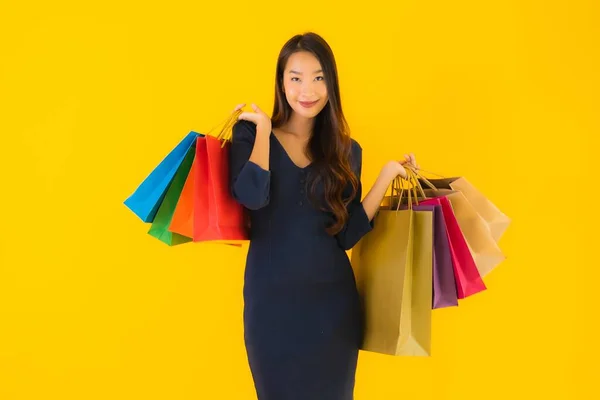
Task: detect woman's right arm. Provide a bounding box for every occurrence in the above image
[228,104,272,210]
[247,125,270,171]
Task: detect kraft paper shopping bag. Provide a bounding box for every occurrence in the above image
[351,207,433,356]
[418,176,510,242]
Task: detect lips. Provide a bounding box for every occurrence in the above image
[299,100,319,108]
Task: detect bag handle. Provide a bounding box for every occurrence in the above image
[391,166,440,204]
[411,167,452,181]
[203,108,244,148]
[391,174,415,210]
[390,167,429,211]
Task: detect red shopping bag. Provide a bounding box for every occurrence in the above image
[193,135,248,243]
[420,195,486,299]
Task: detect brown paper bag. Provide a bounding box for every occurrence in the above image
[351,208,433,357]
[418,176,511,242]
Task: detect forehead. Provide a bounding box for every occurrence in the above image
[284,51,323,73]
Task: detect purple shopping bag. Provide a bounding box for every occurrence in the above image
[412,204,459,309]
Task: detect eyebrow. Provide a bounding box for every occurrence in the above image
[289,69,323,75]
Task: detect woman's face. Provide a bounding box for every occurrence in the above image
[282,51,329,119]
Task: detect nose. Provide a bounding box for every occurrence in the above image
[301,81,316,96]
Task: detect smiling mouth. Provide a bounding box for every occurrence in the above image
[299,100,319,108]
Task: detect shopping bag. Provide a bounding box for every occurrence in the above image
[124,131,200,222]
[418,176,510,242]
[381,199,458,309]
[412,204,458,309]
[168,150,197,238]
[147,143,195,246]
[389,177,487,299]
[351,201,433,356]
[193,134,248,243]
[168,110,249,245]
[421,188,506,277]
[390,185,486,299]
[417,195,486,299]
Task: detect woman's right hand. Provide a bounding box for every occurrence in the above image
[235,103,272,136]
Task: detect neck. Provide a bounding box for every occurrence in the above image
[282,112,315,139]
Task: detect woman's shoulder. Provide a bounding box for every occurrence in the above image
[350,137,363,154]
[348,137,363,168]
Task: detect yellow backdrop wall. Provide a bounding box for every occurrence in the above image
[1,1,598,399]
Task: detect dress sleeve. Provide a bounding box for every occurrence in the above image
[228,120,271,210]
[335,140,375,250]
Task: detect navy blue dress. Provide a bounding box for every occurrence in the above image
[229,120,374,400]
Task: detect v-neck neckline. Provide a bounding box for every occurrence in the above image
[271,130,313,170]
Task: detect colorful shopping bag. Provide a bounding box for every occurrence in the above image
[418,176,511,242]
[124,131,200,222]
[412,204,458,309]
[418,195,486,299]
[391,171,486,299]
[382,198,458,309]
[169,110,249,245]
[421,188,506,277]
[147,144,196,246]
[351,194,434,356]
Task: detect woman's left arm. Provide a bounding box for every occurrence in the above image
[361,160,410,221]
[334,142,414,250]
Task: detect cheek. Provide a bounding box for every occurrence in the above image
[318,85,328,100]
[319,88,328,105]
[285,85,299,99]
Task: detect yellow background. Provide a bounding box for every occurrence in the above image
[1,1,598,399]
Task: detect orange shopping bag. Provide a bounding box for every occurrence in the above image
[168,152,197,238]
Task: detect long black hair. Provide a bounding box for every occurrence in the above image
[270,32,358,235]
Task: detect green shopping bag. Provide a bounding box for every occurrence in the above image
[147,143,196,246]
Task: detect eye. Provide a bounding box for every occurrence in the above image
[315,76,324,81]
[291,77,300,82]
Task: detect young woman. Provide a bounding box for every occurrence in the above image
[228,32,418,400]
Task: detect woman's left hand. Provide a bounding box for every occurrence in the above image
[381,153,419,181]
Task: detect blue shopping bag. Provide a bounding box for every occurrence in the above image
[124,131,202,222]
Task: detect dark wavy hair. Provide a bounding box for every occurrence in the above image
[270,32,359,236]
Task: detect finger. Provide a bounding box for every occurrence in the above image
[237,112,258,123]
[251,103,264,114]
[409,153,417,169]
[234,103,246,112]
